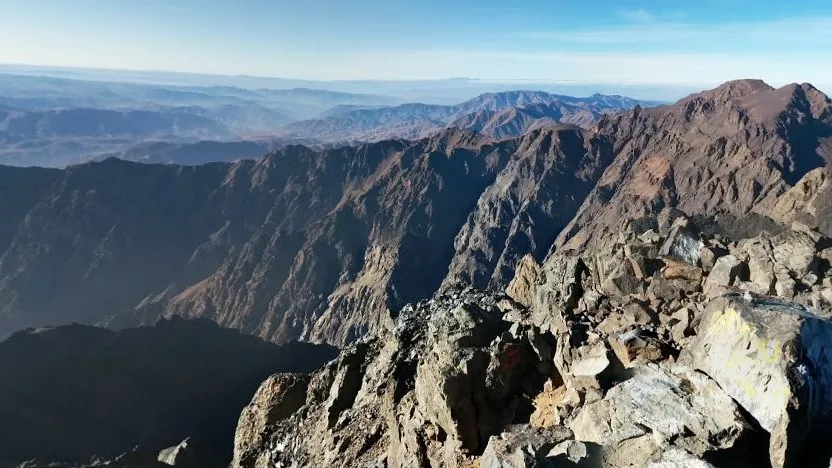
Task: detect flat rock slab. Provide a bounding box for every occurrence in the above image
[682,295,832,467]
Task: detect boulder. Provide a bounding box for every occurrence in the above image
[479,425,573,468]
[570,363,748,464]
[608,329,671,368]
[699,245,727,273]
[682,295,832,467]
[507,255,541,308]
[703,255,745,298]
[662,259,704,284]
[659,217,703,266]
[601,259,646,297]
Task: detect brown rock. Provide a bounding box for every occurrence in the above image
[232,374,310,468]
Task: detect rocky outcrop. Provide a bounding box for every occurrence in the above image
[683,296,832,467]
[0,318,337,467]
[232,217,832,468]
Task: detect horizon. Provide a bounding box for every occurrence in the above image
[2,0,832,91]
[1,63,829,104]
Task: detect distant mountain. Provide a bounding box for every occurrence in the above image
[0,73,405,167]
[284,91,651,142]
[94,140,272,165]
[0,317,337,466]
[0,73,398,121]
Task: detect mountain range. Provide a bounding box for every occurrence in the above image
[0,79,829,349]
[283,91,650,142]
[0,72,655,166]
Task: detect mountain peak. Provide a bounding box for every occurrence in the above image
[684,79,774,106]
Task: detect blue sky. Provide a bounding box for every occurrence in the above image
[2,0,832,87]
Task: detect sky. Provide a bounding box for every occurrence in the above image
[2,0,832,88]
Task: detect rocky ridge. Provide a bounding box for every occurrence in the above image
[231,212,832,468]
[0,80,830,353]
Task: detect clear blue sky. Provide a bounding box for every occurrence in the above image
[3,0,832,86]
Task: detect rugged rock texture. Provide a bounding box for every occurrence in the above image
[557,80,832,250]
[232,217,832,468]
[0,126,609,346]
[0,80,831,354]
[0,317,337,467]
[443,126,614,289]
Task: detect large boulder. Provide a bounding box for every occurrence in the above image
[570,363,749,465]
[478,425,574,468]
[682,295,832,467]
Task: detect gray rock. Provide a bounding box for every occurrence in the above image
[659,217,703,266]
[648,448,716,468]
[703,254,745,298]
[158,438,202,467]
[682,295,832,468]
[570,363,748,463]
[479,425,573,468]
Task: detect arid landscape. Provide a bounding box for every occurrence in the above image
[2,1,832,467]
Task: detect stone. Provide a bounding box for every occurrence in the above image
[742,239,776,295]
[621,301,659,327]
[506,254,541,308]
[648,448,716,468]
[682,295,832,468]
[546,439,588,464]
[648,270,700,301]
[703,254,745,298]
[479,425,573,468]
[639,229,662,244]
[659,217,703,266]
[662,260,704,284]
[325,341,372,429]
[232,374,310,468]
[570,364,748,461]
[608,329,670,368]
[699,245,727,273]
[158,438,203,467]
[532,255,592,333]
[569,341,610,378]
[601,258,646,297]
[770,230,819,275]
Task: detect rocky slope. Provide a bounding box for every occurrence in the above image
[231,213,832,468]
[0,127,610,345]
[0,80,830,352]
[556,80,832,250]
[0,317,337,467]
[284,91,646,142]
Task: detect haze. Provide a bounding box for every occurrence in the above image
[2,0,831,92]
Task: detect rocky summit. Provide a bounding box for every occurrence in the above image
[230,212,832,468]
